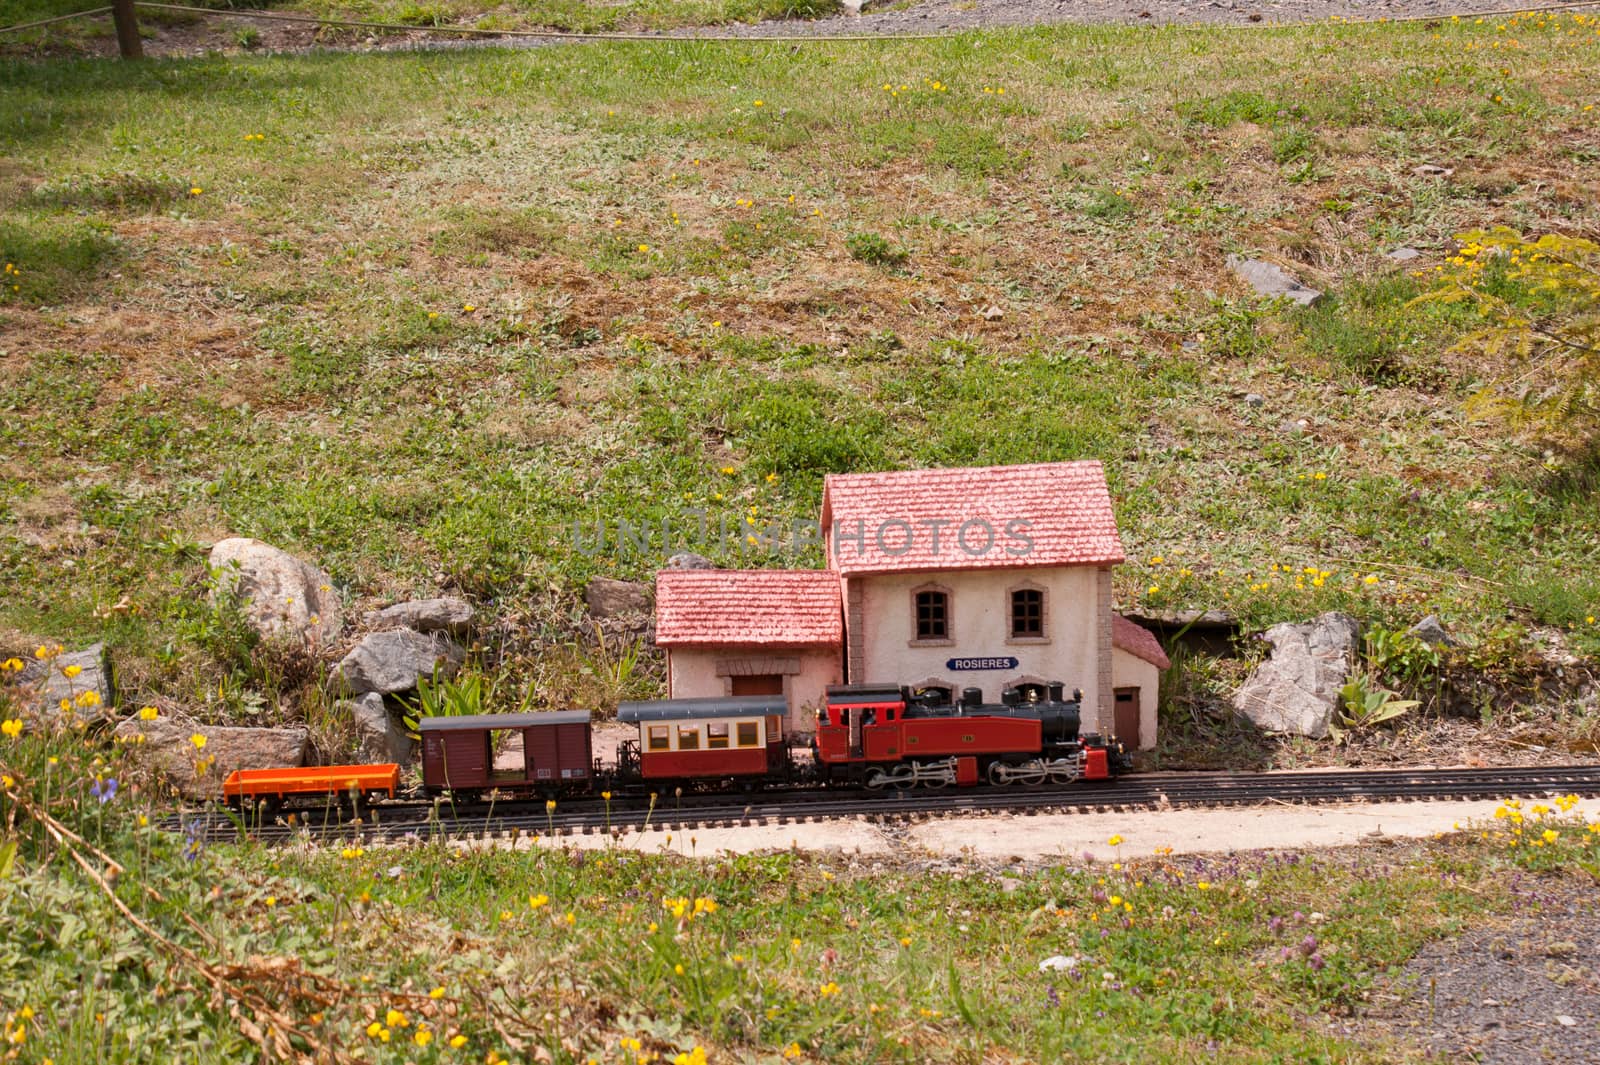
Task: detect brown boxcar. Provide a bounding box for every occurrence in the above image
[420,711,593,797]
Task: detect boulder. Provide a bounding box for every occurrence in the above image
[1226,255,1323,307]
[113,716,309,798]
[585,577,651,618]
[366,597,474,637]
[664,552,714,571]
[334,629,463,696]
[344,691,413,764]
[1232,612,1360,739]
[209,538,343,649]
[1408,614,1458,648]
[15,643,114,728]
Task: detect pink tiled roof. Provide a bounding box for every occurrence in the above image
[820,461,1124,577]
[1113,615,1170,670]
[655,569,842,647]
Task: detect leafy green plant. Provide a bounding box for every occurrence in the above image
[400,667,530,739]
[1329,677,1420,742]
[844,232,907,267]
[1364,624,1444,696]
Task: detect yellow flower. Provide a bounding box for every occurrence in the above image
[1,658,22,671]
[783,1044,802,1060]
[1,775,13,789]
[190,733,207,750]
[637,244,650,253]
[429,986,446,999]
[385,1008,408,1029]
[1108,834,1123,846]
[546,799,557,812]
[62,665,82,678]
[450,1034,468,1048]
[1,719,21,739]
[76,690,101,708]
[529,893,549,910]
[266,896,277,907]
[189,186,203,196]
[366,1022,382,1038]
[1197,881,1211,890]
[819,981,840,997]
[1543,829,1559,843]
[414,1028,433,1047]
[463,303,476,312]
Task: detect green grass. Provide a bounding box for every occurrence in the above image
[2,17,1600,735]
[2,714,1599,1063]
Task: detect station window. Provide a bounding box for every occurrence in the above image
[647,725,670,751]
[707,722,730,749]
[736,722,761,748]
[1011,588,1044,638]
[677,725,701,750]
[915,590,949,640]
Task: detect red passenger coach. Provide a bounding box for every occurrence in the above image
[617,695,790,785]
[420,711,594,798]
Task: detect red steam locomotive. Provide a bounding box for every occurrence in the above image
[223,680,1129,808]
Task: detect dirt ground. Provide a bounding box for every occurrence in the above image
[25,0,1526,63]
[458,795,1600,859]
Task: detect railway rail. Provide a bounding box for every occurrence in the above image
[172,763,1600,846]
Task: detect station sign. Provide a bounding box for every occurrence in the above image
[945,656,1020,671]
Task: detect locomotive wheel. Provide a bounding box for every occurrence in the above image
[890,771,916,791]
[1014,767,1047,786]
[987,761,1013,786]
[864,769,890,791]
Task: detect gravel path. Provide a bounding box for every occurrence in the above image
[1362,875,1600,1063]
[695,0,1472,37]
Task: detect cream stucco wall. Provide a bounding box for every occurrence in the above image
[846,565,1109,732]
[1111,647,1160,751]
[665,647,841,734]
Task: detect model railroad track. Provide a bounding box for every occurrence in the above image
[171,764,1600,846]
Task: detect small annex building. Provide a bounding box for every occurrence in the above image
[654,569,844,732]
[653,460,1167,748]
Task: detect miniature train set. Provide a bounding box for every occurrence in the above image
[221,680,1132,816]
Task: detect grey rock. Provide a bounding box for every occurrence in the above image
[1279,418,1310,436]
[15,643,114,728]
[344,691,414,764]
[366,597,475,637]
[1412,164,1454,177]
[1232,612,1361,739]
[664,552,714,571]
[1226,255,1323,307]
[209,537,343,649]
[1385,246,1422,262]
[335,629,464,696]
[1408,614,1458,647]
[113,716,308,798]
[1244,393,1266,407]
[586,577,652,618]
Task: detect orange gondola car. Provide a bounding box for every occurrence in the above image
[223,763,401,809]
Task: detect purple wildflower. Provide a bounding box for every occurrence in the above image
[1268,916,1284,934]
[89,776,118,804]
[1299,934,1318,957]
[1308,953,1326,971]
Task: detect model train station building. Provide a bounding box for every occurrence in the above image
[654,461,1169,749]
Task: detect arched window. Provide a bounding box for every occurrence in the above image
[1006,581,1049,643]
[913,587,950,642]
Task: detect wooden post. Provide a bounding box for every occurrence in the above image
[110,0,143,59]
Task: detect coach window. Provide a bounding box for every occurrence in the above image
[736,721,761,748]
[647,725,670,751]
[707,722,730,749]
[1006,582,1049,644]
[678,725,701,750]
[910,584,954,645]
